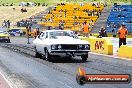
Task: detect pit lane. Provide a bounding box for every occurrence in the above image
[0,37,132,88]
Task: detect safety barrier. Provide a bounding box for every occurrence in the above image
[118,45,132,58]
[81,37,113,55]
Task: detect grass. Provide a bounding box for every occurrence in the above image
[0,0,59,5]
[0,6,47,27]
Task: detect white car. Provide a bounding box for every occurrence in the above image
[33,30,90,61]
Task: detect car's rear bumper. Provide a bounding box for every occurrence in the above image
[50,50,89,56]
[0,38,10,43]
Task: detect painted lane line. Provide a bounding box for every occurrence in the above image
[89,52,132,61]
[0,71,14,88]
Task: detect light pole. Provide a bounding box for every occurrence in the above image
[26,24,30,44]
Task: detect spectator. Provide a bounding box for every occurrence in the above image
[92,9,94,16]
[59,20,64,30]
[27,3,30,6]
[36,28,40,35]
[19,30,23,36]
[34,3,37,6]
[99,26,107,37]
[10,3,13,6]
[2,3,5,6]
[49,17,53,23]
[112,25,117,37]
[80,3,84,6]
[17,21,20,27]
[88,10,92,16]
[82,21,89,37]
[6,3,8,6]
[47,26,52,30]
[98,9,101,15]
[33,28,37,38]
[89,20,94,28]
[21,8,27,13]
[117,23,128,48]
[7,20,10,28]
[38,3,40,6]
[2,20,7,28]
[92,3,96,6]
[42,3,45,6]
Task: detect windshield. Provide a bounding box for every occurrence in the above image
[49,31,78,38]
[0,31,4,33]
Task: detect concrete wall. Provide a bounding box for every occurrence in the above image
[81,37,113,55]
[118,45,132,58]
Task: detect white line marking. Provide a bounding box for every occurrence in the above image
[0,71,14,88]
[89,52,132,61]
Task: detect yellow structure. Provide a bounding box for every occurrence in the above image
[81,37,113,55]
[38,3,104,31]
[118,45,132,58]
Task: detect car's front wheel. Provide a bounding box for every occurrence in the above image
[44,48,51,61]
[81,54,88,62]
[34,46,42,58]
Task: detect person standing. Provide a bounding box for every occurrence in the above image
[7,20,10,28]
[3,20,7,28]
[117,24,128,48]
[33,28,37,38]
[36,28,40,36]
[83,21,89,37]
[112,25,117,37]
[19,29,23,36]
[59,20,64,30]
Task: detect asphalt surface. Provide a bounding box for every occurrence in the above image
[0,37,132,88]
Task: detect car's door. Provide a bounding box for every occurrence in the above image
[41,32,49,54]
[35,32,46,53]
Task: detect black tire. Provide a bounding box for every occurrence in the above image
[44,48,50,61]
[81,54,88,62]
[7,39,11,43]
[34,46,41,58]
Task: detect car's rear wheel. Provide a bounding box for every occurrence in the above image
[44,48,51,61]
[34,46,41,58]
[7,39,11,43]
[81,54,88,62]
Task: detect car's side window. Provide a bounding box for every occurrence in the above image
[45,32,48,38]
[39,32,45,39]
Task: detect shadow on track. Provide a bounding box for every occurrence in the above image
[47,56,92,63]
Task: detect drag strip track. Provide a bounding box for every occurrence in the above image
[0,43,112,74]
[0,44,80,88]
[0,43,132,88]
[1,43,131,74]
[0,44,74,76]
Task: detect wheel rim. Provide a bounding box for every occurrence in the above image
[45,50,48,60]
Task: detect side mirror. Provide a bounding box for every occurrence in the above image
[37,35,40,38]
[45,36,48,39]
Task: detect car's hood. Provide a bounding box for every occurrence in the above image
[44,36,89,45]
[0,33,9,37]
